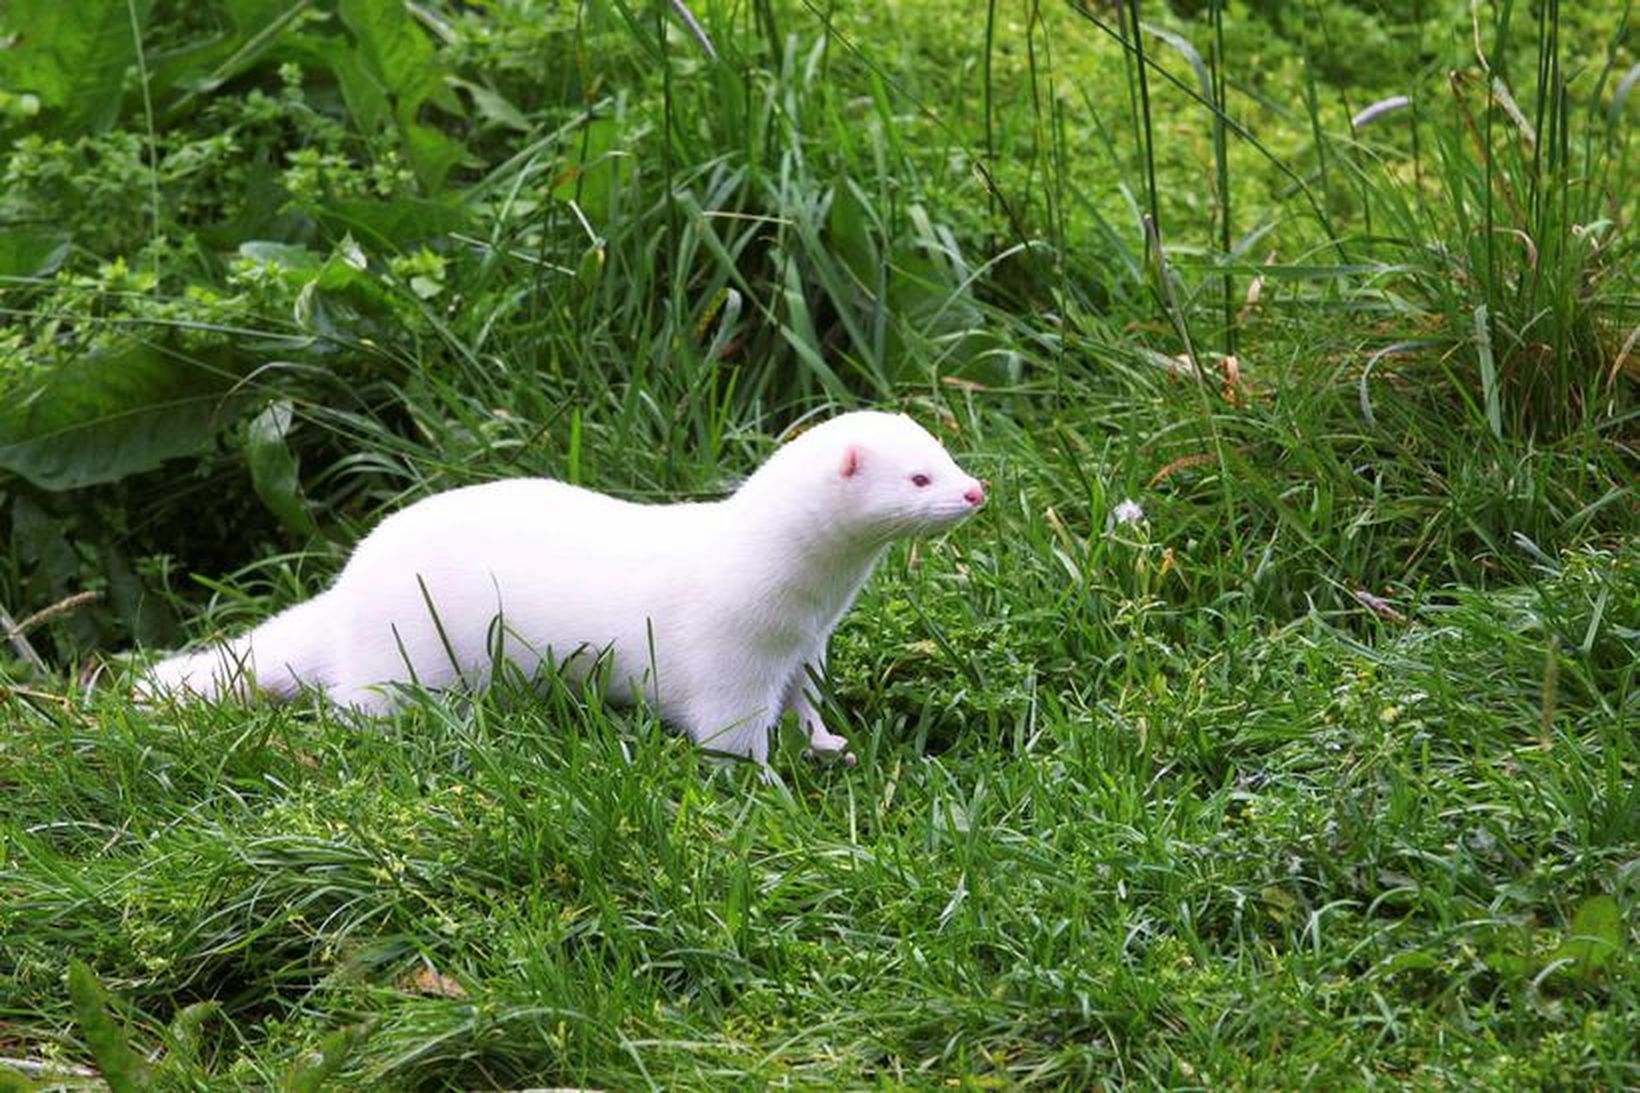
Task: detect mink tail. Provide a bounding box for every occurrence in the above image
[138,595,336,703]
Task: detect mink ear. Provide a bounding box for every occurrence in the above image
[839,444,863,478]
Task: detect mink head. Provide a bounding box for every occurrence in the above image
[744,411,985,544]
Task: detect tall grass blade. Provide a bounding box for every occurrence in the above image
[1474,304,1503,440]
[1124,1,1161,233]
[1210,0,1234,356]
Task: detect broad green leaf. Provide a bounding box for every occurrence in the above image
[9,494,100,653]
[151,0,311,112]
[339,0,443,108]
[243,400,319,539]
[1550,894,1623,980]
[0,343,254,490]
[552,117,632,227]
[0,0,151,140]
[238,241,324,271]
[1376,950,1439,976]
[448,76,530,132]
[0,229,70,278]
[309,197,468,248]
[10,495,80,608]
[337,0,464,191]
[827,179,882,293]
[325,42,392,136]
[401,120,466,194]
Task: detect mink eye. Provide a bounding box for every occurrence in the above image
[911,473,931,488]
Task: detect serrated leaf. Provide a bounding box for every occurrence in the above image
[0,343,254,490]
[323,42,391,135]
[339,0,441,107]
[244,400,319,539]
[337,0,463,191]
[66,962,149,1093]
[0,0,152,140]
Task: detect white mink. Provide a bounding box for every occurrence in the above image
[141,410,986,766]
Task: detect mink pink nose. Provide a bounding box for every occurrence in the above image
[963,482,986,507]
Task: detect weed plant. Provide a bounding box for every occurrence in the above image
[0,0,1634,1087]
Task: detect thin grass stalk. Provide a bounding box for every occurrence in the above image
[755,0,779,53]
[126,0,162,284]
[1122,0,1176,368]
[1307,0,1378,241]
[796,0,1022,252]
[1527,0,1555,414]
[1543,0,1572,410]
[1114,5,1143,201]
[1481,8,1502,430]
[1474,303,1503,439]
[983,0,997,233]
[659,0,680,379]
[668,0,716,61]
[1298,43,1336,259]
[1024,0,1045,229]
[1124,0,1161,235]
[1039,0,1065,261]
[1210,0,1234,357]
[1410,0,1425,190]
[1048,44,1073,378]
[1531,0,1552,204]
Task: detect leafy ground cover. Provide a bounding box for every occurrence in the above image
[0,0,1634,1087]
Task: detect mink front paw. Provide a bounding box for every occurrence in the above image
[806,728,856,766]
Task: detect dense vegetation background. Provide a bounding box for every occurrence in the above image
[0,0,1634,1087]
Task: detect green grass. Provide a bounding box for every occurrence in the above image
[1,0,1636,1087]
[3,536,1635,1086]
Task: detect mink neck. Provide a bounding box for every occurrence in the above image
[719,473,889,628]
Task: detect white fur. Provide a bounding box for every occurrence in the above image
[141,411,985,765]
